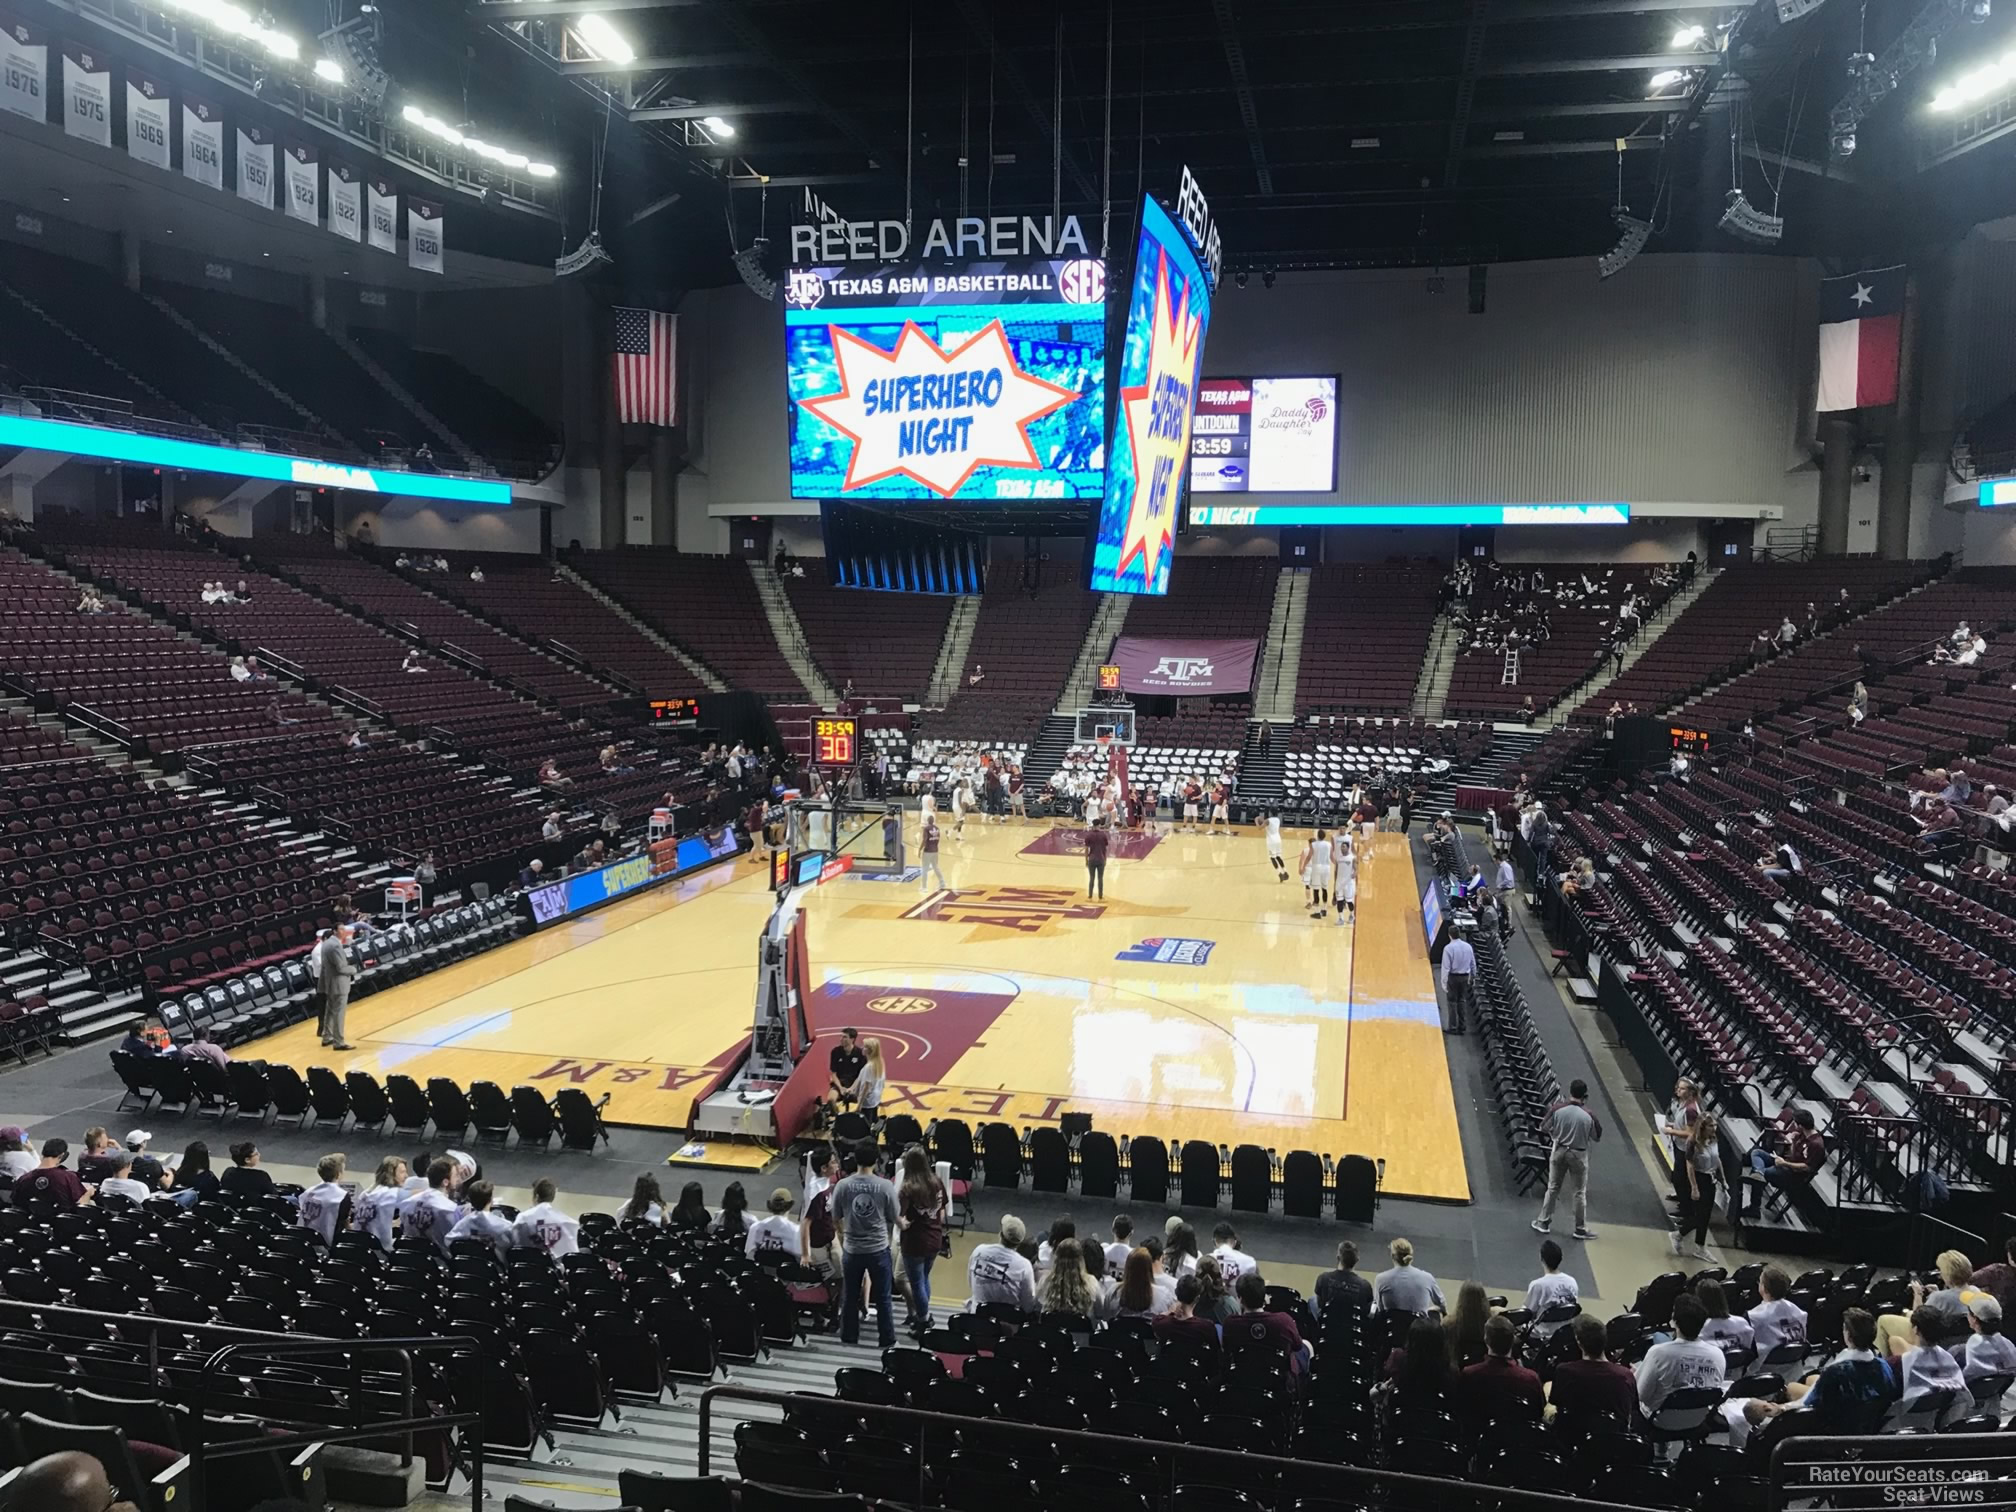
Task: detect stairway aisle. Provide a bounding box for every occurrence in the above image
[1253,567,1308,721]
[1055,594,1132,711]
[556,564,727,693]
[1017,714,1083,796]
[925,595,981,706]
[1236,722,1287,814]
[1549,568,1718,725]
[1412,615,1459,719]
[747,562,838,704]
[1416,725,1551,813]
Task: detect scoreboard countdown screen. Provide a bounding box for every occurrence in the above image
[814,716,859,766]
[1190,376,1339,494]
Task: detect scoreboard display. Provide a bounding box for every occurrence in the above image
[649,697,701,722]
[1669,725,1711,754]
[1190,376,1339,494]
[814,716,858,766]
[1096,663,1122,692]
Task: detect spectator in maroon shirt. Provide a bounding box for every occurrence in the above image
[1747,1108,1826,1216]
[1455,1315,1543,1430]
[16,1138,89,1209]
[1152,1275,1223,1364]
[1972,1237,2016,1312]
[1224,1271,1310,1382]
[1548,1314,1639,1434]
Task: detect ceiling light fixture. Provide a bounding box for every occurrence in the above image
[1649,68,1689,90]
[313,58,344,83]
[401,102,552,175]
[702,115,736,138]
[1929,47,2016,110]
[1670,23,1707,47]
[158,0,298,61]
[573,13,636,65]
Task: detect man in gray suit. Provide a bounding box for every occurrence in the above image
[317,924,357,1051]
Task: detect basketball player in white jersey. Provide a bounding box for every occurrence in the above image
[1303,828,1334,919]
[951,776,971,837]
[1265,813,1288,881]
[1335,837,1358,923]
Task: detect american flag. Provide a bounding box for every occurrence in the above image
[612,307,679,426]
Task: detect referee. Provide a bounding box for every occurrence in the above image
[1084,822,1110,899]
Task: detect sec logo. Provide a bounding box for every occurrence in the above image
[866,995,936,1016]
[1058,259,1106,305]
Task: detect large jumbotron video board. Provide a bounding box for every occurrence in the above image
[783,254,1109,502]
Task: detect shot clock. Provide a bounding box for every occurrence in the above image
[814,716,858,766]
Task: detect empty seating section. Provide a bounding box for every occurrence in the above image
[783,576,952,703]
[346,326,560,478]
[247,538,620,713]
[0,240,326,447]
[147,280,425,452]
[573,550,800,698]
[917,544,1094,749]
[434,555,707,699]
[1278,721,1450,809]
[1296,564,1441,714]
[1583,560,1930,719]
[0,754,351,998]
[0,279,180,426]
[1446,564,1674,719]
[44,525,659,798]
[1688,575,2016,740]
[0,545,336,754]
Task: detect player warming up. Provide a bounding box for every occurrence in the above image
[1302,828,1334,918]
[1209,780,1232,835]
[1335,837,1358,924]
[1265,812,1289,881]
[1182,777,1202,834]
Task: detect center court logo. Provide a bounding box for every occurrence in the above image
[865,995,938,1015]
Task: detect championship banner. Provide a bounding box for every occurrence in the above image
[328,162,361,242]
[0,16,48,124]
[182,98,223,189]
[1108,636,1259,696]
[407,199,442,274]
[365,178,396,253]
[235,123,274,209]
[60,43,108,146]
[281,141,318,226]
[124,70,168,168]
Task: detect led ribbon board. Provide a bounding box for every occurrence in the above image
[0,413,514,505]
[1979,478,2016,508]
[1187,502,1631,527]
[1091,196,1214,595]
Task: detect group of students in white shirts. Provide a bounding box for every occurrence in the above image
[965,1213,1258,1316]
[293,1150,582,1260]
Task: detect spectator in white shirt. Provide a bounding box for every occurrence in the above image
[1210,1222,1257,1284]
[1697,1277,1756,1368]
[398,1158,464,1252]
[745,1187,803,1263]
[96,1151,153,1207]
[402,650,427,674]
[297,1154,349,1245]
[1895,1305,1968,1406]
[230,656,252,683]
[541,812,564,842]
[1636,1294,1729,1416]
[1748,1265,1809,1356]
[513,1178,580,1258]
[1960,1295,2016,1380]
[968,1215,1038,1312]
[1103,1215,1137,1279]
[0,1126,37,1180]
[447,1180,515,1258]
[1035,1217,1077,1285]
[1523,1239,1580,1335]
[618,1173,666,1226]
[352,1157,408,1250]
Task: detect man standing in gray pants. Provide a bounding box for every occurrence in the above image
[1532,1078,1602,1241]
[317,923,357,1051]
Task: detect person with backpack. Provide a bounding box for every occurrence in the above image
[897,1146,948,1335]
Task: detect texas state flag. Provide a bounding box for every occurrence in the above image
[1816,266,1905,413]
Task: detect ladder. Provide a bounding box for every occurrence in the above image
[1500,649,1521,686]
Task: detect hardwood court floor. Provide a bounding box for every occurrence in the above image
[242,821,1471,1202]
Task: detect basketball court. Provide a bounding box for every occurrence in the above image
[240,822,1471,1203]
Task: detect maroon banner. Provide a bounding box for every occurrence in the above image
[1109,636,1260,696]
